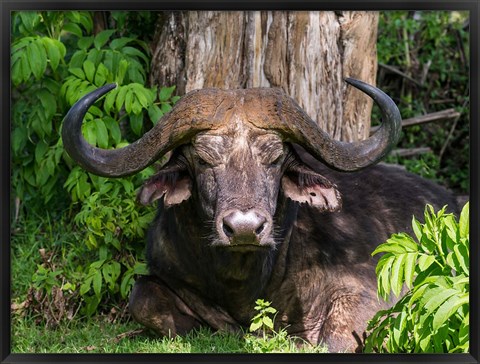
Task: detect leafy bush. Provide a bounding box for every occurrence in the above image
[364,203,469,353]
[376,11,469,193]
[11,11,177,319]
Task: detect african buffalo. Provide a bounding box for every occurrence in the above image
[62,79,458,352]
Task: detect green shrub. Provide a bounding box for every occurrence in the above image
[364,203,469,353]
[376,11,469,193]
[11,11,177,319]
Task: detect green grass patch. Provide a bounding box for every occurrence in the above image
[11,315,328,353]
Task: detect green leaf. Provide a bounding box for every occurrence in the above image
[87,48,102,66]
[110,37,135,50]
[459,202,469,239]
[104,88,118,114]
[93,270,103,297]
[78,36,94,50]
[161,103,172,114]
[69,67,86,80]
[36,89,57,121]
[83,59,96,83]
[378,254,394,299]
[20,52,31,82]
[116,59,129,85]
[121,46,149,65]
[80,276,93,296]
[35,140,48,164]
[372,242,406,256]
[12,56,23,86]
[404,252,418,289]
[27,39,47,79]
[120,273,134,299]
[69,49,87,68]
[148,104,163,125]
[263,306,277,314]
[453,243,469,275]
[115,86,128,112]
[111,261,121,280]
[129,113,143,136]
[249,319,263,332]
[94,119,109,149]
[82,120,97,146]
[94,29,116,49]
[390,253,406,297]
[159,85,176,102]
[12,126,27,154]
[133,84,151,108]
[104,117,121,145]
[63,22,83,37]
[262,316,274,330]
[417,254,435,271]
[41,37,65,71]
[392,309,408,348]
[432,293,468,330]
[412,216,423,242]
[133,262,149,275]
[423,288,458,316]
[71,11,93,34]
[458,312,469,346]
[19,12,40,32]
[124,89,133,114]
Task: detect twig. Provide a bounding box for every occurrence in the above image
[370,108,460,134]
[112,329,146,343]
[439,115,460,162]
[390,148,432,157]
[378,63,423,87]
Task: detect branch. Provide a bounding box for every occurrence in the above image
[390,148,432,157]
[378,63,423,87]
[371,108,460,134]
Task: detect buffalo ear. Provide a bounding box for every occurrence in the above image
[138,166,192,207]
[281,165,341,212]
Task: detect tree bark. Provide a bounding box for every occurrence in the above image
[150,11,378,142]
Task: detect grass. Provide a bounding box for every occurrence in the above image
[11,314,328,354]
[10,211,329,354]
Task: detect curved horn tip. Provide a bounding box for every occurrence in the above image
[344,77,368,89]
[98,82,118,94]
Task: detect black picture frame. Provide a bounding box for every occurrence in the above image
[1,1,478,363]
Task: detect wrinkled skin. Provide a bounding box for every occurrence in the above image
[129,114,459,352]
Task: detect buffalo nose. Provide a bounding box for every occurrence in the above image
[222,210,268,243]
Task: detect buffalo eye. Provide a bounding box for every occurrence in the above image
[269,153,284,167]
[195,155,211,167]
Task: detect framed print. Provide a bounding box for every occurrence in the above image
[2,1,478,363]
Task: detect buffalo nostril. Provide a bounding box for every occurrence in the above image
[255,222,266,236]
[223,223,235,238]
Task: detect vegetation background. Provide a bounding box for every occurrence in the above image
[10,10,469,353]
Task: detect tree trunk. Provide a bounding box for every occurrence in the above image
[150,11,378,142]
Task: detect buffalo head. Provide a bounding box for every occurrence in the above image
[62,79,401,250]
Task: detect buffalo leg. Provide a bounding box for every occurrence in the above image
[129,275,202,337]
[320,293,380,352]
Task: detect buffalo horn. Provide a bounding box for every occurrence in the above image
[61,84,223,177]
[265,78,402,171]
